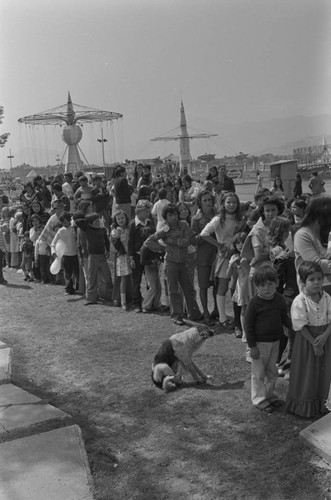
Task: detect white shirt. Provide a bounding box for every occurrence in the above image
[51,226,77,256]
[151,199,170,231]
[291,291,331,330]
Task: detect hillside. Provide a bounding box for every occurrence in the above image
[193,114,331,157]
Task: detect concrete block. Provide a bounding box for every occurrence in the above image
[0,347,11,381]
[0,425,94,500]
[0,384,69,436]
[300,412,331,465]
[0,384,40,405]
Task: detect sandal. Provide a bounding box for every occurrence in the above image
[173,318,185,326]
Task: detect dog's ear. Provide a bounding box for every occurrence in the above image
[199,326,214,339]
[212,326,223,336]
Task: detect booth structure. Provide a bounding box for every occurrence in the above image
[270,159,298,199]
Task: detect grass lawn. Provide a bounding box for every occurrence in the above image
[1,267,331,500]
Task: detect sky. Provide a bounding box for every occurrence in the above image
[1,0,331,170]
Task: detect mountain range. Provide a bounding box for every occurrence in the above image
[192,113,331,157]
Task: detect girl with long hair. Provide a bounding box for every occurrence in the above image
[200,192,242,328]
[111,209,132,310]
[294,196,331,295]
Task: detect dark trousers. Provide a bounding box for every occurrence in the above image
[62,255,79,293]
[0,249,4,282]
[39,255,53,283]
[131,256,144,307]
[233,302,242,330]
[86,254,113,303]
[166,260,201,320]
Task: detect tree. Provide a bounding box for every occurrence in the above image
[0,106,10,148]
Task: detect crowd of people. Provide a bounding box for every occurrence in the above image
[0,162,331,418]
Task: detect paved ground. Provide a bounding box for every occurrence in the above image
[0,341,94,500]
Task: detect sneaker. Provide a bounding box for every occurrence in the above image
[270,399,285,409]
[134,307,142,313]
[157,305,169,313]
[256,404,275,414]
[122,304,128,311]
[219,319,235,330]
[234,328,243,339]
[204,315,215,327]
[210,310,219,321]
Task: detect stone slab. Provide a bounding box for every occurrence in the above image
[0,384,69,435]
[0,425,94,500]
[0,383,41,405]
[300,412,331,465]
[0,347,11,381]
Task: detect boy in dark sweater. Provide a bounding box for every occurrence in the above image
[244,265,292,414]
[128,199,155,312]
[75,213,113,305]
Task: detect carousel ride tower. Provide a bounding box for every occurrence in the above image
[151,101,217,176]
[18,92,123,173]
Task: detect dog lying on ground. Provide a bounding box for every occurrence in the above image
[151,326,214,392]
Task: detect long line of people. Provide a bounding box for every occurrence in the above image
[1,163,331,418]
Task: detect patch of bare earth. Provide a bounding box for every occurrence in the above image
[1,268,331,499]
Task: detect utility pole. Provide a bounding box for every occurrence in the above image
[97,127,107,166]
[7,149,14,172]
[56,154,61,172]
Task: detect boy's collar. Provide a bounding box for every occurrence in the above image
[257,292,276,301]
[134,216,150,227]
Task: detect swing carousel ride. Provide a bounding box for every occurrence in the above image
[18,92,123,173]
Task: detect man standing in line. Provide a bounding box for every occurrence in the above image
[218,165,236,193]
[308,171,325,197]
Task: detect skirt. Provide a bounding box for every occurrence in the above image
[210,251,229,280]
[286,324,331,418]
[115,254,131,277]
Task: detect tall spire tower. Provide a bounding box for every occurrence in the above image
[179,101,190,175]
[151,101,217,176]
